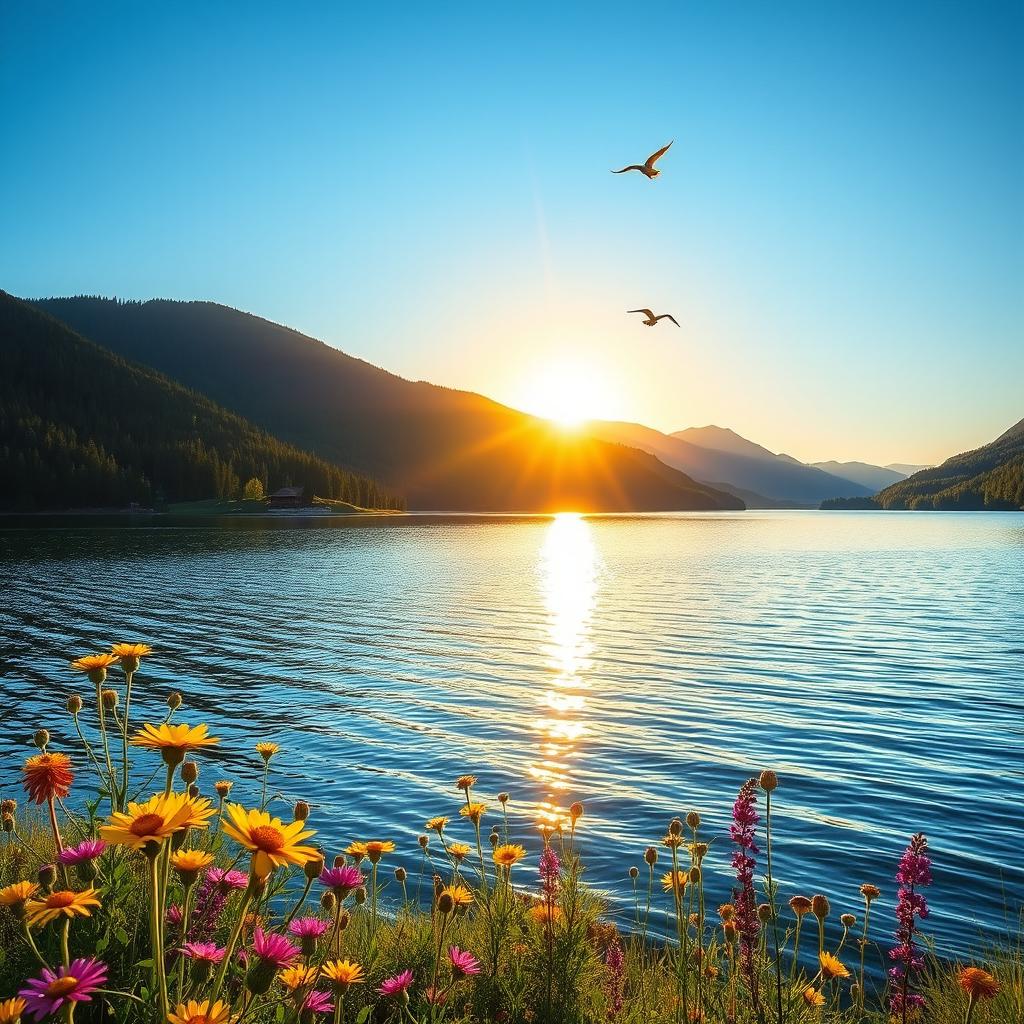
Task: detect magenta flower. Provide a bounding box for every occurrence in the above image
[19,958,108,1020]
[378,969,414,998]
[303,990,333,1014]
[251,927,300,969]
[605,940,625,1015]
[166,903,183,927]
[288,916,331,939]
[539,845,560,898]
[180,941,226,964]
[889,833,932,1021]
[57,839,106,866]
[319,865,364,894]
[730,778,761,1002]
[448,946,481,978]
[207,867,249,891]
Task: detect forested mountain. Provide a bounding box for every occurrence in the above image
[810,460,907,491]
[28,297,743,512]
[0,292,402,510]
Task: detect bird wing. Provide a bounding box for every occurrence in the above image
[645,141,673,168]
[612,165,645,174]
[628,309,656,319]
[656,314,681,327]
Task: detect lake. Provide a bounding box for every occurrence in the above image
[1,511,1022,956]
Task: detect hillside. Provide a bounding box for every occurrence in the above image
[0,293,402,510]
[811,460,907,491]
[590,421,872,505]
[868,421,1024,510]
[28,297,742,512]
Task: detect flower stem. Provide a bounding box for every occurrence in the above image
[146,852,170,1021]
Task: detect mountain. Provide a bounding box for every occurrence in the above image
[811,460,907,491]
[0,292,402,510]
[833,420,1024,510]
[28,297,742,512]
[671,425,782,462]
[885,463,932,477]
[591,421,872,505]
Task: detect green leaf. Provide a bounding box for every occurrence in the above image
[355,1007,372,1024]
[115,926,130,945]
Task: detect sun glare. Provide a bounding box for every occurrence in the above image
[516,356,619,429]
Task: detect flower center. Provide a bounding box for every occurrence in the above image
[47,891,76,908]
[249,825,285,851]
[130,813,166,836]
[45,976,79,997]
[184,1016,212,1024]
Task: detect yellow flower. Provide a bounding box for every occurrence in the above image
[0,998,27,1024]
[662,870,688,894]
[529,903,563,926]
[447,842,472,861]
[425,816,449,833]
[455,775,477,791]
[662,833,685,848]
[110,643,152,673]
[0,881,40,908]
[100,793,201,851]
[255,742,279,762]
[345,841,368,860]
[802,988,825,1008]
[167,999,237,1024]
[818,951,849,980]
[364,840,394,863]
[279,965,319,991]
[132,723,220,765]
[322,959,365,990]
[440,884,474,908]
[493,844,526,868]
[171,849,215,873]
[25,888,100,927]
[70,653,119,674]
[459,802,487,825]
[221,804,318,878]
[177,797,217,831]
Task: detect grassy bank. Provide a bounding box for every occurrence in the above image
[0,646,1019,1024]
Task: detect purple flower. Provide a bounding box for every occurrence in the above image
[378,969,414,998]
[180,941,226,963]
[57,839,106,866]
[888,833,932,1021]
[289,916,330,938]
[207,867,249,891]
[448,946,481,978]
[319,865,364,894]
[19,958,108,1021]
[251,926,300,969]
[303,990,333,1014]
[539,845,560,898]
[730,779,761,1002]
[605,940,625,1016]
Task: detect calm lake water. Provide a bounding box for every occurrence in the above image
[1,511,1022,956]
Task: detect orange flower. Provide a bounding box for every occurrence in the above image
[69,653,119,682]
[25,888,100,927]
[958,967,999,1001]
[661,870,688,894]
[0,881,40,913]
[22,752,74,804]
[132,723,220,765]
[802,987,825,1008]
[818,951,849,980]
[493,844,526,868]
[529,903,563,926]
[447,842,471,861]
[111,643,152,672]
[459,802,487,825]
[0,998,27,1024]
[363,840,395,863]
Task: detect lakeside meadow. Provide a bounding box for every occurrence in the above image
[1,643,1020,1024]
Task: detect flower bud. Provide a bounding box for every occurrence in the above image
[723,921,738,942]
[394,866,407,883]
[757,903,773,923]
[66,695,83,716]
[841,913,857,928]
[293,800,310,822]
[190,959,213,985]
[685,810,701,830]
[0,799,16,816]
[354,886,367,906]
[628,866,639,879]
[2,813,14,833]
[860,884,881,903]
[38,863,57,890]
[489,830,499,847]
[166,691,182,711]
[498,792,510,804]
[76,859,99,883]
[181,761,199,785]
[188,784,201,799]
[433,875,443,900]
[101,689,118,710]
[33,729,50,750]
[811,894,830,920]
[337,909,350,932]
[759,770,779,793]
[245,961,277,995]
[669,817,683,836]
[418,834,429,849]
[644,846,658,866]
[569,801,583,821]
[304,853,325,881]
[214,780,232,798]
[320,890,336,913]
[689,866,701,884]
[437,892,455,915]
[333,854,346,868]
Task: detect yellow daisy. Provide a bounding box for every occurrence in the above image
[440,884,474,908]
[803,987,825,1007]
[167,999,237,1024]
[279,965,319,991]
[459,802,487,825]
[321,959,365,990]
[363,840,395,863]
[221,804,318,878]
[662,870,688,894]
[818,951,849,980]
[424,816,449,833]
[0,998,27,1024]
[132,723,220,765]
[69,653,118,676]
[255,742,279,762]
[345,841,368,861]
[493,843,526,868]
[0,880,40,908]
[177,796,217,831]
[110,643,152,672]
[25,888,100,928]
[447,842,472,861]
[100,792,198,851]
[170,849,215,879]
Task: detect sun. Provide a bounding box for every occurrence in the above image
[515,356,619,429]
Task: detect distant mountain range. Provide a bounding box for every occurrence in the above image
[27,296,742,512]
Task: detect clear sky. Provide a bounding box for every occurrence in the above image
[3,2,1022,465]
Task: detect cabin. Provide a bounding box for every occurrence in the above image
[268,486,305,509]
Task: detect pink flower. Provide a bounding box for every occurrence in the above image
[448,946,481,978]
[206,867,249,891]
[288,916,330,939]
[57,839,106,866]
[166,904,183,927]
[251,927,300,969]
[19,958,108,1020]
[378,969,414,998]
[180,941,226,963]
[319,865,364,894]
[303,991,333,1014]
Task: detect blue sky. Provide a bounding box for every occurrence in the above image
[3,1,1022,464]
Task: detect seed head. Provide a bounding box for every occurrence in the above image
[437,891,455,914]
[757,903,773,923]
[66,695,83,715]
[685,810,701,830]
[841,913,857,928]
[759,770,779,793]
[811,894,830,920]
[669,817,683,836]
[628,866,639,879]
[293,800,310,822]
[498,792,510,804]
[644,846,658,866]
[394,866,407,883]
[33,729,50,750]
[180,761,199,784]
[418,834,429,849]
[166,691,183,710]
[859,883,881,903]
[214,780,232,797]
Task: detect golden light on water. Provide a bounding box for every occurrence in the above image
[530,512,599,823]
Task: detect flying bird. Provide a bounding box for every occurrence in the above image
[612,141,673,179]
[628,309,680,328]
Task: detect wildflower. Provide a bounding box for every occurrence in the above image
[279,964,319,991]
[18,958,107,1020]
[888,833,932,1021]
[181,942,226,964]
[289,916,330,955]
[605,940,625,1015]
[425,816,448,833]
[69,653,118,683]
[364,839,395,863]
[0,881,40,917]
[0,998,26,1024]
[22,752,74,804]
[958,967,999,1001]
[811,894,830,920]
[246,927,300,994]
[66,695,83,715]
[448,842,471,861]
[167,1000,237,1024]
[221,804,318,878]
[802,987,825,1008]
[100,792,207,851]
[790,895,812,916]
[493,843,526,868]
[378,970,414,998]
[345,841,368,861]
[819,951,849,980]
[730,779,761,991]
[662,870,688,894]
[25,888,100,928]
[841,913,857,927]
[540,845,560,897]
[256,741,279,761]
[718,903,735,922]
[214,780,233,798]
[132,722,220,767]
[111,642,152,672]
[460,802,487,824]
[440,883,474,909]
[529,903,563,926]
[171,848,215,885]
[449,946,481,978]
[166,904,183,927]
[322,959,365,990]
[418,834,429,848]
[303,991,332,1016]
[319,865,364,895]
[690,841,709,861]
[758,770,778,792]
[58,840,106,867]
[206,867,249,891]
[455,775,477,792]
[662,832,685,848]
[860,883,881,903]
